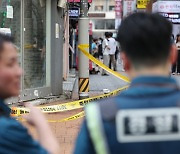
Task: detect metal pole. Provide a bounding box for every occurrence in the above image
[78,0,89,100]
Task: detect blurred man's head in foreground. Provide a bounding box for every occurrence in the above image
[117,13,177,78]
[0,33,22,99]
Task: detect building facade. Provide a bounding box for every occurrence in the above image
[89,0,116,38]
[0,0,64,103]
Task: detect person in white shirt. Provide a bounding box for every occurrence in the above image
[102,32,110,76]
[108,32,117,71]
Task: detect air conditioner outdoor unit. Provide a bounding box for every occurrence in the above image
[58,0,66,8]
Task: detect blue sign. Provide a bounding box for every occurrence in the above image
[69,7,80,19]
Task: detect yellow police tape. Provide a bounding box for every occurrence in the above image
[11,44,130,122]
[11,85,128,117]
[48,111,85,123]
[78,44,130,83]
[17,111,85,123]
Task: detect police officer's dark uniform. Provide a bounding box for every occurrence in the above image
[0,99,48,153]
[74,76,180,154]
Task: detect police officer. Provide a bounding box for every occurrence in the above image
[0,33,60,153]
[74,13,180,154]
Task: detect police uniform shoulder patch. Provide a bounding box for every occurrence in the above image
[116,108,180,143]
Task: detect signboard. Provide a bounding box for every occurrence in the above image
[123,0,136,17]
[88,13,105,18]
[115,0,122,18]
[160,13,180,24]
[69,7,80,19]
[89,23,92,35]
[137,0,150,9]
[115,0,122,29]
[152,1,180,13]
[152,1,180,25]
[68,0,92,3]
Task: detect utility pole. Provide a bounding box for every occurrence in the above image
[78,0,89,100]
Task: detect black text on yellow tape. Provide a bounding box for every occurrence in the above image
[11,86,129,117]
[17,111,85,123]
[78,44,130,83]
[79,78,89,93]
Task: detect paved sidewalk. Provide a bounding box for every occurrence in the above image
[74,62,129,95]
[25,65,180,154]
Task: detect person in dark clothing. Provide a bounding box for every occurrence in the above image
[172,34,180,75]
[74,13,179,154]
[98,37,104,59]
[0,33,60,154]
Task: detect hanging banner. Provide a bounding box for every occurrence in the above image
[123,0,136,17]
[137,0,150,9]
[115,0,122,29]
[115,0,123,18]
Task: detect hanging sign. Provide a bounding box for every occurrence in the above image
[69,7,80,19]
[137,0,150,9]
[115,0,122,29]
[123,0,136,17]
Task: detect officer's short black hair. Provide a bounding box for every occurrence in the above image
[0,33,14,54]
[117,13,172,69]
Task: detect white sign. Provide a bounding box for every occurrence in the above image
[152,2,158,13]
[123,0,136,17]
[55,23,60,39]
[0,28,11,35]
[152,1,180,13]
[6,5,13,19]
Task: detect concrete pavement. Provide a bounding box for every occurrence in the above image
[25,64,180,154]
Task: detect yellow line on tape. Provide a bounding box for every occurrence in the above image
[47,111,85,123]
[17,111,85,123]
[78,44,130,83]
[11,86,128,117]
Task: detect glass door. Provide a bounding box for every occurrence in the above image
[2,0,51,103]
[22,0,51,101]
[24,0,46,89]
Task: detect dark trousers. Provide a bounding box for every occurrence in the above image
[109,54,117,71]
[172,50,180,73]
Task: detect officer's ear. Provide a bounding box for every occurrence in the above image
[121,52,131,71]
[169,44,177,65]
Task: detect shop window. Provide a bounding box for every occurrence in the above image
[94,19,115,30]
[95,5,104,11]
[0,0,21,61]
[106,19,115,29]
[94,19,105,29]
[109,6,115,11]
